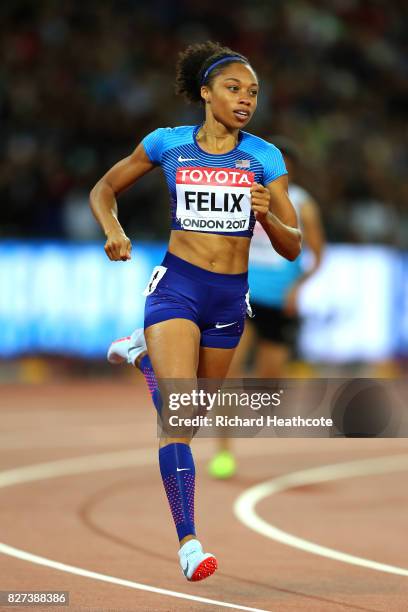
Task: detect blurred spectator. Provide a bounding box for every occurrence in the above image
[0,0,407,245]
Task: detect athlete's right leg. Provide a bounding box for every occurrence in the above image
[144,318,217,581]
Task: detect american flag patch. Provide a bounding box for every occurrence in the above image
[235,159,250,169]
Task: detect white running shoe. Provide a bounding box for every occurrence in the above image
[107,328,147,366]
[178,539,217,582]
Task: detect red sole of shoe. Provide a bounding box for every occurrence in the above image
[190,556,218,582]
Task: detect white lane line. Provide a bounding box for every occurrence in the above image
[234,454,408,577]
[0,449,271,612]
[0,543,269,612]
[0,449,153,487]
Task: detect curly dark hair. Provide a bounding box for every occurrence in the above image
[175,41,250,104]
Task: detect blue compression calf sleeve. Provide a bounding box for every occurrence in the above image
[139,354,162,415]
[159,443,196,542]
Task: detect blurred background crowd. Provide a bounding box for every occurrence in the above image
[0,0,407,374]
[1,0,407,245]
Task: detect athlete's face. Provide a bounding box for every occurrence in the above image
[201,62,258,129]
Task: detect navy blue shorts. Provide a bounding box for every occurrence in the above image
[143,252,249,349]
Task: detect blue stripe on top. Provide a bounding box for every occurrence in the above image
[142,125,287,237]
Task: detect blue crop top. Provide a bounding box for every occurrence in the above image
[142,125,287,237]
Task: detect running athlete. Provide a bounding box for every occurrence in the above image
[209,137,325,479]
[90,41,301,581]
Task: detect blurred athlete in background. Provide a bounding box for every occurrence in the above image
[90,41,301,581]
[208,137,325,479]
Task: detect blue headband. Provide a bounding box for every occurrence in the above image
[200,56,247,85]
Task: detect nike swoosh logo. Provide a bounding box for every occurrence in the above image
[178,155,198,162]
[182,559,190,577]
[215,322,238,329]
[176,467,190,471]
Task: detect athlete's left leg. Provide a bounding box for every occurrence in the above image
[197,346,236,379]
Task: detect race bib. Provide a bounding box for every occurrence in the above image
[175,167,254,232]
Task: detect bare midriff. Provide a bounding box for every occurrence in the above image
[168,230,250,274]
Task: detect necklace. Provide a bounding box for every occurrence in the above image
[198,126,239,148]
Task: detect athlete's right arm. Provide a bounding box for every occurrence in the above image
[89,143,155,261]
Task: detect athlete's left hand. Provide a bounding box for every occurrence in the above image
[250,182,270,220]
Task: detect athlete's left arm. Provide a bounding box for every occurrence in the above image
[251,175,302,261]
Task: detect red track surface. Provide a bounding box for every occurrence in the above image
[1,381,407,611]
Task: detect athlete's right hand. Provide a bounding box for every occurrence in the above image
[104,230,132,261]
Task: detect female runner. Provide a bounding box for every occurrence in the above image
[90,41,301,582]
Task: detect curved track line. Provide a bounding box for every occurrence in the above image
[78,478,377,612]
[0,542,268,612]
[0,449,271,612]
[0,449,153,488]
[234,454,408,577]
